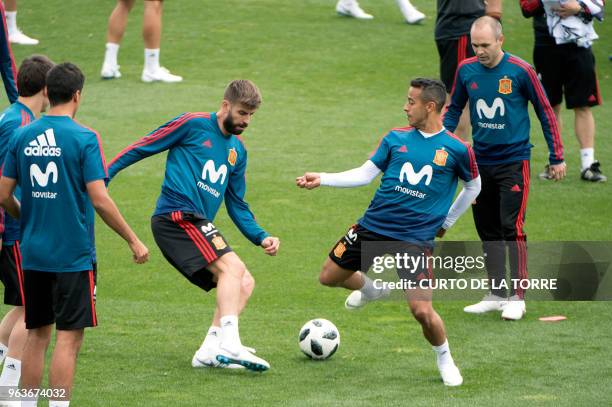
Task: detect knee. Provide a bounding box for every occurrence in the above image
[119,0,136,11]
[241,270,255,296]
[319,264,338,287]
[574,106,591,116]
[410,304,434,326]
[227,258,247,281]
[28,327,52,347]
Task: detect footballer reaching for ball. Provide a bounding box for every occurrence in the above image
[107,80,280,372]
[297,78,481,386]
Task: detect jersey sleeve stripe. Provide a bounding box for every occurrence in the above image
[107,112,210,168]
[76,122,109,178]
[448,56,478,97]
[508,57,564,161]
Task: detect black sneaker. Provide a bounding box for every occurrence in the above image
[581,161,607,182]
[539,165,552,180]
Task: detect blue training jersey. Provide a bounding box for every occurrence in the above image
[2,115,107,272]
[107,112,269,246]
[0,101,34,245]
[444,52,564,165]
[359,126,478,242]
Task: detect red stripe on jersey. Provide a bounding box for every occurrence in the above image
[392,126,414,132]
[88,270,97,326]
[76,122,109,178]
[108,112,211,168]
[508,57,563,162]
[448,56,478,99]
[444,130,478,179]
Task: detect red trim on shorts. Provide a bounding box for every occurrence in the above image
[14,243,25,308]
[514,160,530,299]
[88,270,97,326]
[594,70,602,105]
[171,211,217,263]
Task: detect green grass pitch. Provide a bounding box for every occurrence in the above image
[2,1,611,405]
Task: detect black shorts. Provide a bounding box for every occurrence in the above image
[23,266,97,330]
[151,211,233,292]
[0,243,24,306]
[328,224,432,284]
[533,44,601,109]
[436,35,475,93]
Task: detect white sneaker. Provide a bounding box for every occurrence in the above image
[404,9,426,24]
[141,67,183,83]
[215,344,270,372]
[101,63,122,79]
[336,0,374,19]
[463,293,507,314]
[439,363,463,386]
[192,344,257,369]
[8,29,39,45]
[345,286,390,310]
[501,295,526,321]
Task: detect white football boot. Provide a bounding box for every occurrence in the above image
[215,344,270,372]
[463,293,507,314]
[336,0,374,19]
[345,286,391,310]
[101,63,122,79]
[404,8,425,24]
[501,295,526,321]
[141,66,183,83]
[192,344,258,369]
[438,363,463,386]
[9,28,38,45]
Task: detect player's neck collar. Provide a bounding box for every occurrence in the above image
[417,127,445,138]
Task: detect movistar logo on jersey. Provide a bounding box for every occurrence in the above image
[399,162,433,186]
[201,160,227,185]
[476,97,505,120]
[30,162,58,187]
[24,129,62,157]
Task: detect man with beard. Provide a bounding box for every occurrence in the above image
[107,80,280,372]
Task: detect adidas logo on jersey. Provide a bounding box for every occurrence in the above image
[24,129,62,157]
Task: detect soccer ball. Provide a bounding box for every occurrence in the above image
[298,319,340,360]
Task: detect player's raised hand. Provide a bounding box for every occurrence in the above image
[296,172,321,189]
[548,162,567,181]
[129,239,150,264]
[261,236,280,256]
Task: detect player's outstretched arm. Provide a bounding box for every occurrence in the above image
[296,160,381,190]
[86,180,149,264]
[0,176,19,219]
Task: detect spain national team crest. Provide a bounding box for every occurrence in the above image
[228,148,238,166]
[333,242,347,259]
[212,235,227,250]
[433,149,448,166]
[498,77,512,95]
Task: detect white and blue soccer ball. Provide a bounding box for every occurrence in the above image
[298,319,340,360]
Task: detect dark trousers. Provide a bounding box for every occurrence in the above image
[473,160,530,299]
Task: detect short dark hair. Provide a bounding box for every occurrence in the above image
[46,62,85,106]
[223,79,262,109]
[17,55,54,97]
[410,78,447,112]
